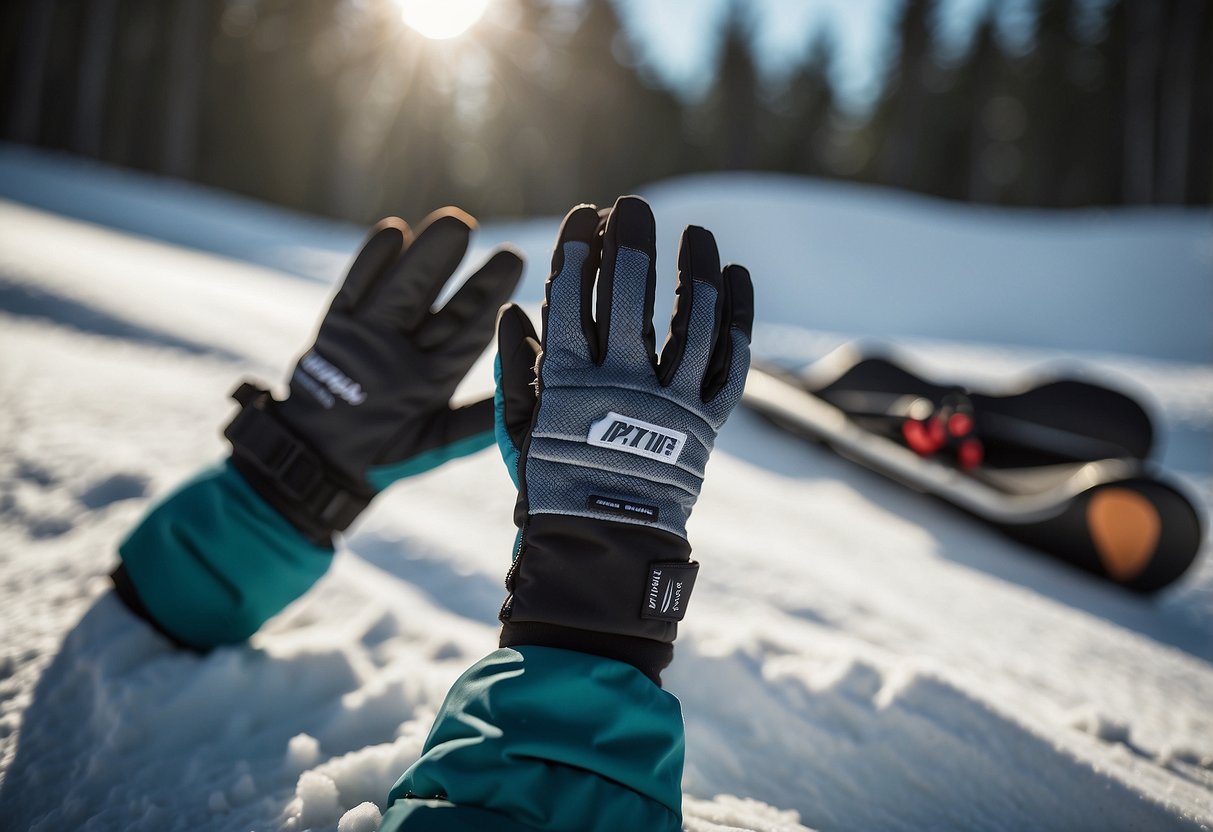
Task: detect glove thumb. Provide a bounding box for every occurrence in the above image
[494,303,541,488]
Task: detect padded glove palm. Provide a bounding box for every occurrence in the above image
[494,196,753,683]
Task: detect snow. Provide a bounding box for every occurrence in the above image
[1,145,1211,831]
[337,803,384,832]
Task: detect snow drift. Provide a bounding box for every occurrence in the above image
[0,146,1210,831]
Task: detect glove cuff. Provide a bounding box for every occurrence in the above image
[225,381,374,546]
[499,514,698,685]
[499,621,674,686]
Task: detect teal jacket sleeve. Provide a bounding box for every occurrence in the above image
[116,460,333,649]
[380,646,686,832]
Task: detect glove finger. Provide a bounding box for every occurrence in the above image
[597,195,658,370]
[659,225,724,392]
[725,263,754,341]
[415,246,524,352]
[702,264,753,402]
[496,303,542,455]
[332,218,411,314]
[366,207,474,332]
[541,204,601,370]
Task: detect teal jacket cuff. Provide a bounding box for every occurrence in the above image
[117,460,333,649]
[382,646,685,832]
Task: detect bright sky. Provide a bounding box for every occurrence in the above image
[612,0,1029,110]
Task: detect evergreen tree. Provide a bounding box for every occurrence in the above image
[629,63,695,190]
[73,0,118,158]
[30,3,88,153]
[962,10,1013,203]
[1070,0,1128,206]
[1021,0,1081,206]
[874,0,936,190]
[1186,0,1213,204]
[771,32,837,178]
[1157,0,1208,203]
[160,0,213,179]
[695,3,763,171]
[1,1,59,144]
[102,0,172,172]
[1121,0,1165,203]
[456,0,564,216]
[372,32,460,222]
[466,0,688,216]
[196,0,352,216]
[2,0,1208,216]
[561,0,685,202]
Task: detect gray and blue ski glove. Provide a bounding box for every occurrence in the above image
[227,209,524,545]
[494,196,754,684]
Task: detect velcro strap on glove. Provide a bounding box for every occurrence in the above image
[224,381,372,544]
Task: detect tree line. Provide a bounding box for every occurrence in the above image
[1,0,1209,224]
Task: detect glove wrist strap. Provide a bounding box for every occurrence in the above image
[224,381,372,545]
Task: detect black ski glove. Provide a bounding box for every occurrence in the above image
[227,209,523,545]
[493,196,754,684]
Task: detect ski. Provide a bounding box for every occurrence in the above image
[742,349,1202,593]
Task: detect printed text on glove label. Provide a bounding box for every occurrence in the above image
[587,411,687,464]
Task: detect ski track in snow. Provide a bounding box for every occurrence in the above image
[1,150,1211,831]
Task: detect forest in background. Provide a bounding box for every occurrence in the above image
[1,0,1210,224]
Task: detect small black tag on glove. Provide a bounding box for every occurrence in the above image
[587,494,660,523]
[640,561,699,622]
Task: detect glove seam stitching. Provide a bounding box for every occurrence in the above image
[528,435,708,479]
[525,450,702,496]
[527,507,691,538]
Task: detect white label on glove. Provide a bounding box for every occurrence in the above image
[587,411,686,464]
[298,350,366,406]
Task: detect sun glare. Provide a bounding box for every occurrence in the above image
[394,0,490,40]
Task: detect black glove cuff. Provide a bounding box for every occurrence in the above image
[498,514,698,686]
[499,620,673,686]
[224,381,373,547]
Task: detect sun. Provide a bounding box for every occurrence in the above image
[394,0,490,40]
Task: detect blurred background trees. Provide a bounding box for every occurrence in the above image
[1,0,1209,223]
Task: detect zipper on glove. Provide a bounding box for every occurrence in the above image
[498,522,528,622]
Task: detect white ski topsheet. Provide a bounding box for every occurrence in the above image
[0,148,1211,832]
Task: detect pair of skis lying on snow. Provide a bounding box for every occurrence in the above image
[742,346,1203,593]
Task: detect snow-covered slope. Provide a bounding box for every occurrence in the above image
[1,148,1211,831]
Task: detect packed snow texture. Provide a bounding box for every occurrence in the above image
[0,146,1211,831]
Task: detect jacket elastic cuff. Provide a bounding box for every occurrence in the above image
[499,621,672,686]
